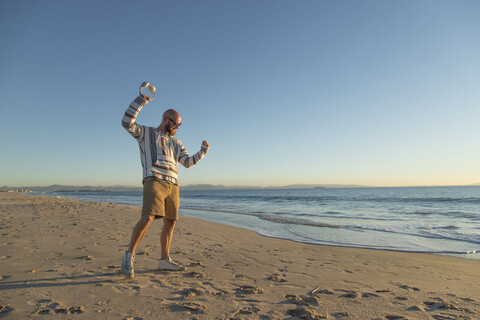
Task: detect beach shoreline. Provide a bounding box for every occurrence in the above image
[1,193,479,319]
[30,186,480,257]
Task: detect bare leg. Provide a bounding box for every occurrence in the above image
[128,215,155,253]
[161,218,176,259]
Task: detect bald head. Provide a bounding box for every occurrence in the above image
[163,109,180,120]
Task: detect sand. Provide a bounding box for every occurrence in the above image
[0,193,479,319]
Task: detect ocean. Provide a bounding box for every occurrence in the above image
[36,186,480,260]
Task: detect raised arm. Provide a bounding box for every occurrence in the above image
[121,95,149,140]
[178,141,210,168]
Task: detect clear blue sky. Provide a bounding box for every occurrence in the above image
[1,0,479,187]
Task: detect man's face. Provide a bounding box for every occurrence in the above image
[165,116,182,135]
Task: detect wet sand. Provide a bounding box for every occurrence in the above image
[0,193,479,319]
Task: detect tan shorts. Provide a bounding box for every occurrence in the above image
[142,178,180,221]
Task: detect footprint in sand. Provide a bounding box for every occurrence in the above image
[185,271,205,279]
[0,305,13,315]
[101,265,119,271]
[235,286,264,295]
[406,305,424,312]
[170,302,206,314]
[111,284,141,295]
[385,316,408,320]
[0,275,11,281]
[36,308,53,315]
[361,292,381,298]
[230,306,260,317]
[30,299,53,306]
[423,300,459,311]
[310,287,334,295]
[285,294,320,306]
[77,255,94,261]
[66,306,84,314]
[339,291,359,298]
[180,288,204,298]
[398,284,420,291]
[266,273,287,283]
[286,306,327,319]
[459,297,475,302]
[332,312,351,318]
[188,261,205,268]
[376,289,391,293]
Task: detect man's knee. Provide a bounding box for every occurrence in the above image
[139,215,155,226]
[163,218,176,229]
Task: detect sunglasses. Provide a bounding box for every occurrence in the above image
[166,117,182,128]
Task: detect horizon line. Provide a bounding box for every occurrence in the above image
[2,182,479,189]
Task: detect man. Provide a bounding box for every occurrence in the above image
[121,91,209,278]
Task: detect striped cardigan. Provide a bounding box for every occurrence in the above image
[122,95,208,185]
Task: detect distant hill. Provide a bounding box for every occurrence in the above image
[179,184,262,190]
[1,185,142,192]
[281,184,366,189]
[179,184,366,190]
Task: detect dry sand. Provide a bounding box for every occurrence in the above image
[0,193,479,319]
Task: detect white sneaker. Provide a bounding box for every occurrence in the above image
[121,251,135,278]
[158,257,186,271]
